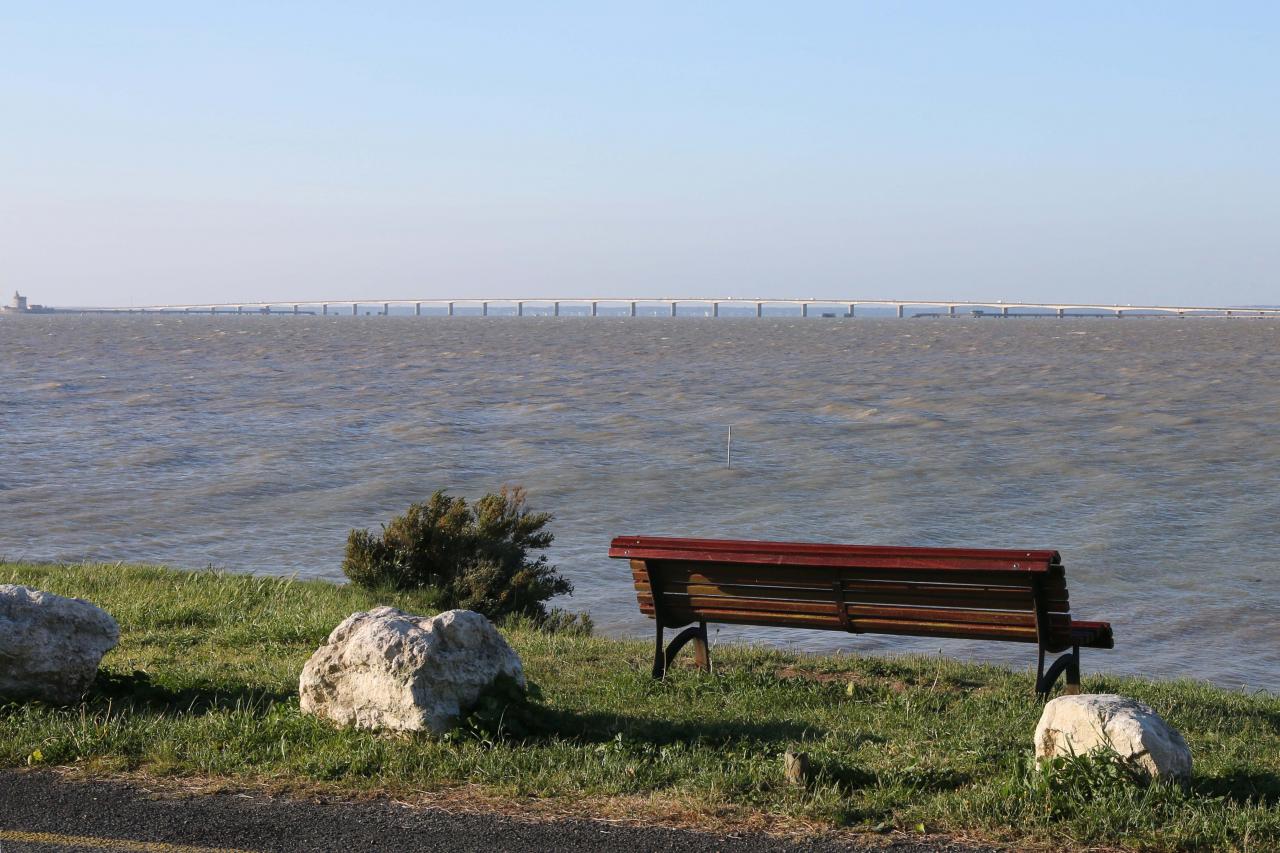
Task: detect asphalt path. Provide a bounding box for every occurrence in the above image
[0,770,999,853]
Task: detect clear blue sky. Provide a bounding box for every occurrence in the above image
[2,2,1277,306]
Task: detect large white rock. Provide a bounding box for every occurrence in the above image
[0,585,120,704]
[299,607,525,734]
[1035,693,1192,780]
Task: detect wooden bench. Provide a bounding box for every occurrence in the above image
[610,535,1113,697]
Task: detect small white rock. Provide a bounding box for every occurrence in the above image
[0,585,120,704]
[1034,693,1192,780]
[299,607,524,734]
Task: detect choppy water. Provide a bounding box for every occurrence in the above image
[3,315,1277,691]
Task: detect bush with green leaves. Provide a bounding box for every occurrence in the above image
[342,486,572,622]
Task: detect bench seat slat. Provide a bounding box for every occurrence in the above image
[644,562,1063,589]
[611,536,1061,573]
[651,605,1045,643]
[640,593,1071,629]
[633,578,1068,612]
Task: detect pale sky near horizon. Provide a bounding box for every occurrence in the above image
[2,3,1277,307]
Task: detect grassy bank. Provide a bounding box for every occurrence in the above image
[3,562,1278,851]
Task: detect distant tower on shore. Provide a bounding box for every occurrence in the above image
[6,291,28,312]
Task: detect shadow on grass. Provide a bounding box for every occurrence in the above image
[1195,769,1280,806]
[90,669,292,716]
[522,704,825,747]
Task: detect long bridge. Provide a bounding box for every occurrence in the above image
[32,297,1280,318]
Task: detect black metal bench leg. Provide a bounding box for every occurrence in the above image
[1065,644,1081,695]
[1036,645,1081,699]
[652,620,667,678]
[652,622,710,679]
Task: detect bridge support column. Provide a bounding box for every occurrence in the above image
[1057,307,1065,318]
[415,302,421,316]
[849,303,857,318]
[517,301,523,317]
[948,305,956,317]
[801,303,808,318]
[482,301,488,316]
[448,302,454,316]
[896,304,904,318]
[756,302,763,318]
[669,301,677,317]
[1116,309,1124,318]
[630,301,637,317]
[591,301,598,317]
[554,301,560,317]
[712,301,719,318]
[293,304,299,315]
[383,303,389,316]
[352,303,359,316]
[322,304,328,316]
[1001,306,1009,317]
[237,305,244,314]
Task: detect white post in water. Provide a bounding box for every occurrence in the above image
[726,426,732,469]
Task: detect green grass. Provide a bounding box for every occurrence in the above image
[3,561,1278,851]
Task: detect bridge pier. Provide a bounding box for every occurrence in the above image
[712,301,719,318]
[1057,307,1065,318]
[896,304,904,318]
[802,303,809,318]
[352,303,358,316]
[293,304,300,315]
[517,301,523,317]
[554,301,560,317]
[671,301,678,317]
[1001,306,1009,317]
[630,301,637,317]
[382,303,389,316]
[591,301,598,317]
[948,305,956,317]
[482,301,488,316]
[322,304,328,316]
[415,302,421,316]
[447,302,454,316]
[756,302,763,318]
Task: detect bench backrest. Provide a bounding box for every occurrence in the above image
[611,535,1077,652]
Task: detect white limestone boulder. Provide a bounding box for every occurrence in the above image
[0,585,120,704]
[299,607,525,734]
[1035,693,1192,780]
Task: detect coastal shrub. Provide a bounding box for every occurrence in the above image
[342,486,572,622]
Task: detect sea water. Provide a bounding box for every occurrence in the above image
[3,315,1276,691]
